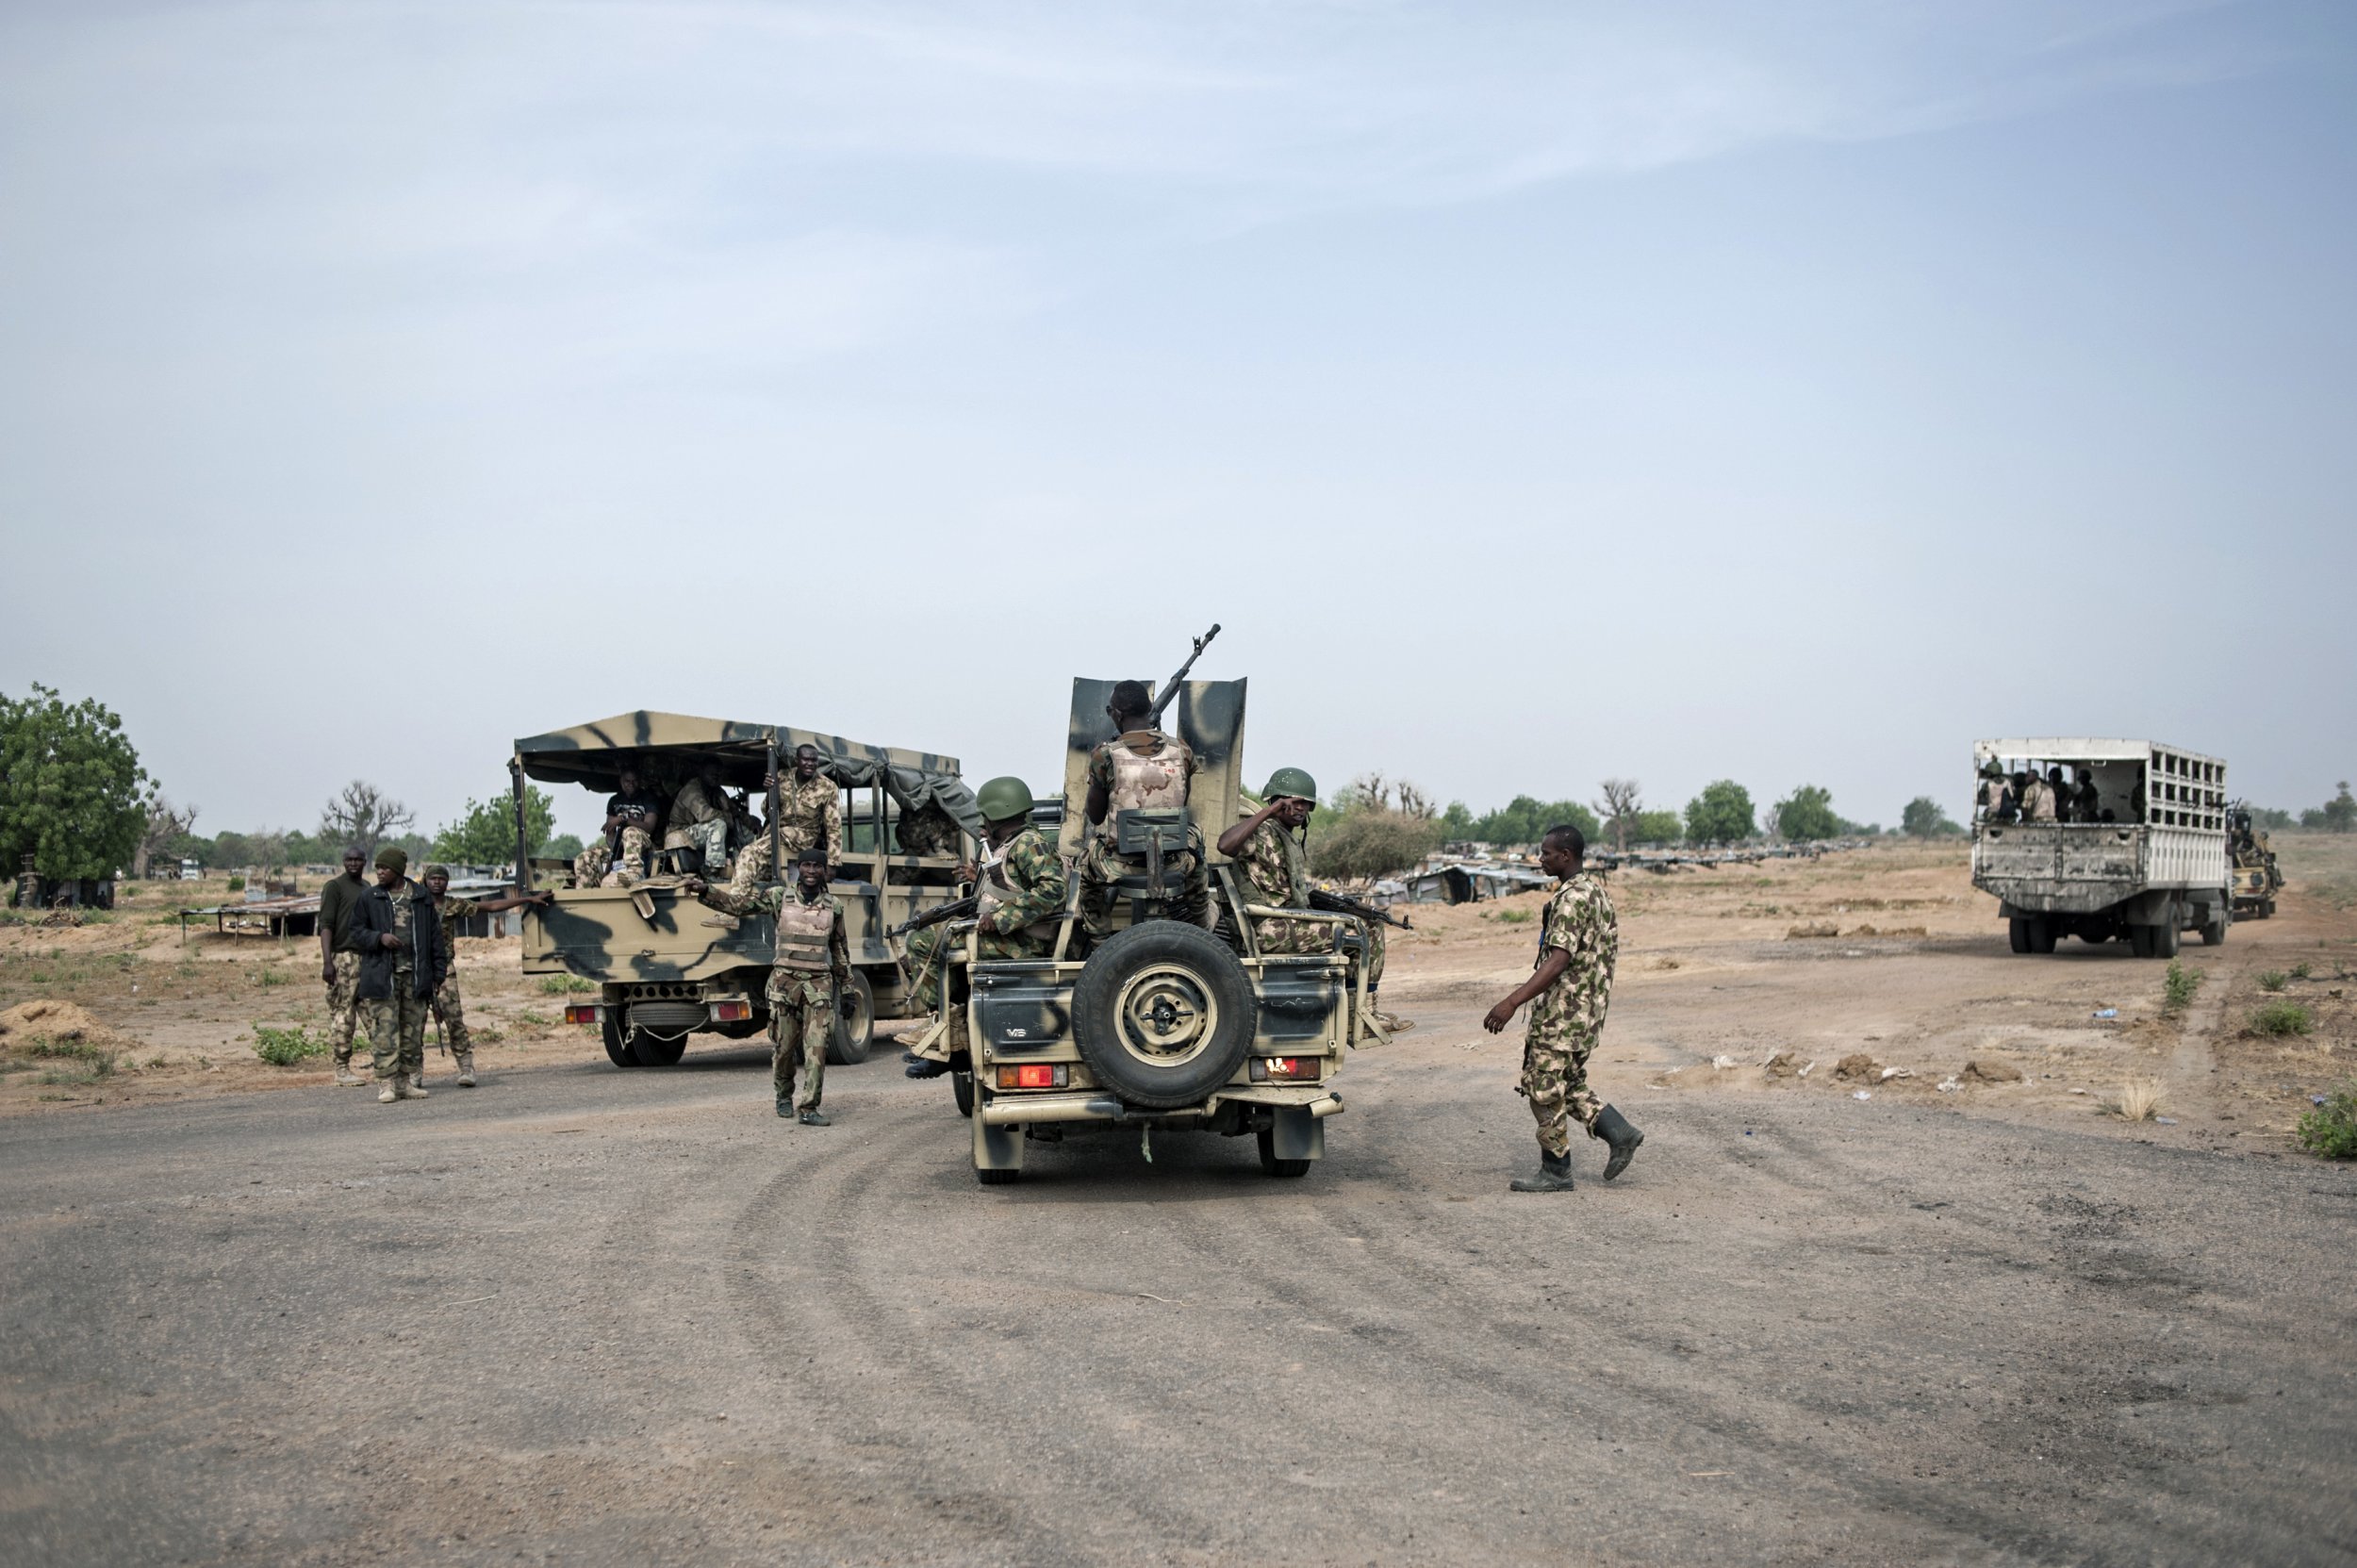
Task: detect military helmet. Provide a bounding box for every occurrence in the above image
[1979,759,2003,779]
[975,776,1035,823]
[1264,767,1318,801]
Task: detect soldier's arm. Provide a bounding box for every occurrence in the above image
[691,879,767,918]
[1083,747,1112,826]
[992,837,1069,931]
[1216,802,1282,859]
[825,795,844,864]
[1483,948,1573,1032]
[830,903,850,979]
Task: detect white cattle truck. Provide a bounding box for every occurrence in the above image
[1970,738,2231,959]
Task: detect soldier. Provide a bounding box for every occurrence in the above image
[895,797,964,858]
[571,833,613,888]
[686,845,847,1124]
[2019,768,2057,823]
[1973,762,2009,823]
[1079,680,1207,930]
[664,765,733,874]
[345,846,444,1104]
[316,845,372,1086]
[2044,766,2074,822]
[2070,767,2102,823]
[1215,767,1399,1035]
[1481,823,1643,1193]
[904,777,1067,1078]
[415,865,550,1088]
[599,764,664,885]
[731,744,844,893]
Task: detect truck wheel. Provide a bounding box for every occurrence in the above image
[2008,918,2030,954]
[602,1008,638,1068]
[633,1030,687,1067]
[2128,925,2154,958]
[977,1166,1020,1185]
[2200,909,2228,946]
[2153,919,2181,959]
[1257,1130,1311,1179]
[952,1070,974,1119]
[1071,922,1259,1111]
[2030,919,2058,954]
[828,971,876,1065]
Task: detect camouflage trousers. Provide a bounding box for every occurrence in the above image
[1078,837,1208,933]
[728,823,823,894]
[598,826,651,887]
[665,818,729,874]
[767,971,833,1111]
[1252,915,1384,988]
[324,950,362,1065]
[1519,1024,1604,1158]
[363,984,428,1081]
[904,922,1050,1015]
[572,839,611,887]
[429,973,471,1055]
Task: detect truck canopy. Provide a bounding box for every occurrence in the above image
[515,710,981,831]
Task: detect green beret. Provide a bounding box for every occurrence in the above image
[374,846,408,870]
[422,863,451,880]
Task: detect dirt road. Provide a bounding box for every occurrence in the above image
[6,844,2356,1564]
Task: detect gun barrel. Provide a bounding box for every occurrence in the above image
[1147,623,1221,724]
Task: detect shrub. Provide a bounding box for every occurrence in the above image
[2105,1081,2163,1121]
[2291,962,2313,981]
[538,975,596,995]
[251,1024,330,1065]
[2299,1081,2357,1159]
[1491,907,1533,925]
[2162,960,2201,1015]
[25,1036,117,1083]
[2258,970,2289,993]
[226,875,245,893]
[256,968,288,987]
[2250,1000,2313,1037]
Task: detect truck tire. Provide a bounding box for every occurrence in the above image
[828,971,876,1065]
[2030,919,2058,954]
[2128,925,2155,959]
[2153,919,2181,959]
[2008,918,2031,954]
[1071,921,1259,1111]
[2200,909,2228,946]
[632,1028,687,1067]
[952,1070,974,1119]
[602,1008,638,1068]
[1257,1130,1311,1179]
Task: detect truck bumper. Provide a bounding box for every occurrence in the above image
[978,1084,1344,1128]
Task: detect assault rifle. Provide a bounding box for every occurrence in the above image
[889,894,978,940]
[1309,886,1412,932]
[1146,623,1221,725]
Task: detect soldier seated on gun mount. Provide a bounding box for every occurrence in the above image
[1217,766,1405,1040]
[1078,679,1209,933]
[903,776,1068,1079]
[663,764,733,876]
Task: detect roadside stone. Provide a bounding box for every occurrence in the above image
[1787,923,1839,939]
[1963,1060,2025,1084]
[1763,1051,1798,1079]
[1833,1052,1882,1082]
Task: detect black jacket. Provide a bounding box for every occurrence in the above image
[350,879,446,1002]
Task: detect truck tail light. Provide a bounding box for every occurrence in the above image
[997,1064,1068,1090]
[1250,1056,1321,1081]
[711,1000,752,1022]
[565,1003,602,1026]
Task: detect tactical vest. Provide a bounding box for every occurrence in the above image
[774,894,835,971]
[1101,731,1191,824]
[976,831,1060,940]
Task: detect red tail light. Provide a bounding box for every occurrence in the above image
[711,1000,752,1022]
[1250,1056,1321,1081]
[997,1064,1068,1090]
[565,1003,602,1026]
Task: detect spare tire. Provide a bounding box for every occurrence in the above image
[1072,921,1258,1110]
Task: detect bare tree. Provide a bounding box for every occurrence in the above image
[248,828,289,879]
[1594,778,1642,854]
[133,795,198,880]
[321,780,414,859]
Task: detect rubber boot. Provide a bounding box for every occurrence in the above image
[455,1052,477,1088]
[1592,1104,1643,1181]
[1509,1149,1574,1193]
[398,1074,429,1100]
[377,1078,399,1104]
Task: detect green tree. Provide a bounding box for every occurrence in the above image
[432,787,555,866]
[547,833,585,862]
[1902,797,1962,837]
[1439,801,1476,841]
[1683,781,1755,846]
[1464,794,1601,847]
[2323,782,2356,834]
[1629,809,1683,846]
[1772,784,1841,842]
[1304,774,1444,881]
[0,684,151,881]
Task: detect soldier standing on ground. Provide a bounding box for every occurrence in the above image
[1215,767,1400,1036]
[1078,680,1207,930]
[687,846,848,1125]
[905,778,1067,1079]
[1481,823,1644,1193]
[415,865,549,1089]
[345,847,443,1104]
[732,745,844,893]
[317,846,372,1086]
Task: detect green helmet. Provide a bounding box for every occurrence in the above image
[1263,767,1317,801]
[1980,759,2004,779]
[975,776,1035,823]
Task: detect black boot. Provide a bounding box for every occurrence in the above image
[1592,1104,1644,1181]
[905,1058,949,1079]
[1509,1149,1575,1193]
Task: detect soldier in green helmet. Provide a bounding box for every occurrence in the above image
[904,776,1068,1078]
[1217,767,1400,1035]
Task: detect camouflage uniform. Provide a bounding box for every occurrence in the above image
[907,827,1068,1014]
[1518,873,1618,1158]
[426,894,481,1063]
[698,880,848,1111]
[1080,730,1208,929]
[731,775,844,892]
[572,835,612,888]
[895,800,962,858]
[324,951,363,1065]
[665,777,731,872]
[361,883,430,1083]
[2020,778,2057,823]
[1232,819,1385,982]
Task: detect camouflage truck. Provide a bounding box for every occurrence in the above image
[929,670,1366,1185]
[1971,738,2232,958]
[512,712,977,1068]
[2227,802,2284,920]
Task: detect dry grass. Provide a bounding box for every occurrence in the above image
[2105,1080,2165,1121]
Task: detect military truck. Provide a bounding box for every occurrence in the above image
[929,669,1364,1185]
[1970,738,2232,958]
[2227,802,2284,920]
[511,712,977,1068]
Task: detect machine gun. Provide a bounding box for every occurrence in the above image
[1146,623,1221,725]
[1309,886,1412,932]
[890,894,978,940]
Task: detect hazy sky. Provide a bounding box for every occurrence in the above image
[3,0,2350,846]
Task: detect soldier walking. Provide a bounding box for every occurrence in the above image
[1216,767,1398,1035]
[346,847,443,1104]
[731,744,844,892]
[688,846,848,1124]
[316,845,372,1086]
[904,777,1067,1078]
[1481,823,1643,1192]
[416,865,549,1088]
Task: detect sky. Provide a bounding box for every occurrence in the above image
[2,0,2351,847]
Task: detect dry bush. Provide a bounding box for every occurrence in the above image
[2105,1080,2165,1121]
